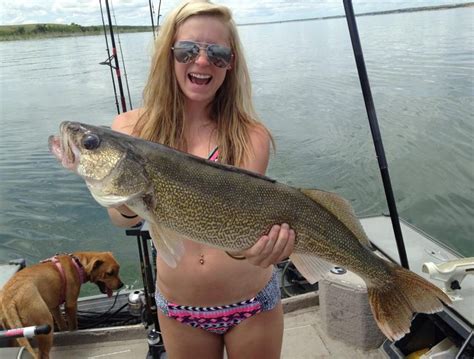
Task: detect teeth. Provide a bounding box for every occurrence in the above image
[189,73,211,79]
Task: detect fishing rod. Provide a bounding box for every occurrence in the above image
[101,0,128,114]
[109,0,134,111]
[342,0,409,269]
[148,0,156,39]
[148,0,163,38]
[156,0,163,28]
[99,0,120,114]
[0,325,51,341]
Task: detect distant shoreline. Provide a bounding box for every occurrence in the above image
[239,2,474,26]
[0,24,153,42]
[1,3,472,41]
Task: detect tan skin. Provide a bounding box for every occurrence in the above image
[108,15,295,359]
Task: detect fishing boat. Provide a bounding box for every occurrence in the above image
[2,214,472,358]
[1,1,472,358]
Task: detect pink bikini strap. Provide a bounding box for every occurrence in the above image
[208,146,219,162]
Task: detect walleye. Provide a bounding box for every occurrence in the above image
[49,121,451,341]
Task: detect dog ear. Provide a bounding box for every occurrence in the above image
[88,259,104,282]
[93,260,104,270]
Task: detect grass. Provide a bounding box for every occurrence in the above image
[0,23,153,41]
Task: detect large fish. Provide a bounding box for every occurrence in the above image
[49,121,451,341]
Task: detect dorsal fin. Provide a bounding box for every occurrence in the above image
[300,189,372,248]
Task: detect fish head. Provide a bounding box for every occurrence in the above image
[49,121,150,207]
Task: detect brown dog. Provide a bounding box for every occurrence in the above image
[0,251,123,359]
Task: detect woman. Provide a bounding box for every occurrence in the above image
[108,1,295,357]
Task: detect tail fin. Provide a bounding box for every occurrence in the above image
[368,265,452,341]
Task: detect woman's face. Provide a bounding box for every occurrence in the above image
[173,15,232,106]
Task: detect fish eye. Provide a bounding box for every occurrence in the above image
[82,134,101,150]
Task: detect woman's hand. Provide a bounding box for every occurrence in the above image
[242,223,295,268]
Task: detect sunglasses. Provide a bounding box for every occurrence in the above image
[171,41,233,68]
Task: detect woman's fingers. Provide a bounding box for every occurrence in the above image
[242,224,296,268]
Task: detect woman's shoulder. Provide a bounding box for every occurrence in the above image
[111,108,143,135]
[247,123,271,153]
[242,123,272,174]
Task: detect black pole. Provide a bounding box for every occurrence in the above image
[99,0,120,115]
[342,0,409,269]
[104,0,127,113]
[140,235,160,330]
[135,234,154,324]
[108,0,133,111]
[156,0,162,28]
[148,0,156,39]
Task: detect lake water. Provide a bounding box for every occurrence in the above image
[0,7,472,292]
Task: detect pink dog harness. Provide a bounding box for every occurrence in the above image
[41,254,86,305]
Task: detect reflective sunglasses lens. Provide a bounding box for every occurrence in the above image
[207,45,232,68]
[173,41,232,68]
[173,42,199,63]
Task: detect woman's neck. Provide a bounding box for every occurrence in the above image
[182,102,217,155]
[184,99,211,121]
[184,101,214,134]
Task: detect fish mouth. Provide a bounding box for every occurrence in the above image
[48,123,81,171]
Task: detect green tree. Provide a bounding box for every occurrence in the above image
[34,24,47,33]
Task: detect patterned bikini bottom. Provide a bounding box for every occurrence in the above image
[155,269,280,335]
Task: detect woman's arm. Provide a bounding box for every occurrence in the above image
[108,204,142,228]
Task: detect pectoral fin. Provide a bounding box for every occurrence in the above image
[149,223,186,268]
[289,253,335,284]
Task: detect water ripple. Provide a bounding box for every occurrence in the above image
[0,9,473,275]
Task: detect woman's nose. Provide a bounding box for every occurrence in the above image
[194,48,210,66]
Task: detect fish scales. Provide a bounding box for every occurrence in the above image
[141,146,389,282]
[49,121,452,341]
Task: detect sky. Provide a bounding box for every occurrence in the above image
[0,0,471,26]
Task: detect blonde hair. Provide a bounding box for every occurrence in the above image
[134,0,272,165]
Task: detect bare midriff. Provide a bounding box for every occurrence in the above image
[156,240,273,307]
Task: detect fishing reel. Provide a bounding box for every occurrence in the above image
[128,289,157,327]
[128,290,147,317]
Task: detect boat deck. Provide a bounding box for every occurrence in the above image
[2,215,471,358]
[45,294,385,359]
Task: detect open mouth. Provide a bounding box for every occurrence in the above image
[48,129,80,171]
[97,281,113,297]
[188,72,212,85]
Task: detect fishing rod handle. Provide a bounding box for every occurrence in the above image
[0,324,51,339]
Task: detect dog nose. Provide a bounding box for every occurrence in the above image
[119,282,124,289]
